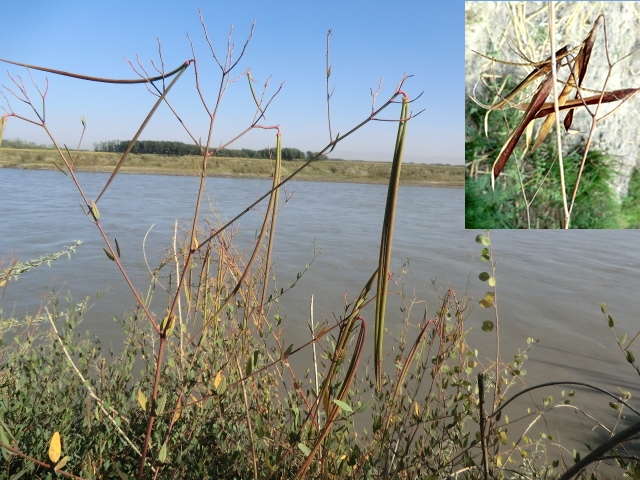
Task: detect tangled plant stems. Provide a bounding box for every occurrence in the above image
[0,11,428,479]
[4,8,640,479]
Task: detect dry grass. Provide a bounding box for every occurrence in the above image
[0,148,463,187]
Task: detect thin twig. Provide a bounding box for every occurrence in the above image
[326,29,334,142]
[548,2,570,228]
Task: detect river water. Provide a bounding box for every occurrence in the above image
[2,167,640,458]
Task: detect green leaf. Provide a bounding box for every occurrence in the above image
[256,414,265,438]
[298,443,311,456]
[283,344,294,358]
[245,358,253,377]
[103,248,116,262]
[609,402,620,410]
[626,350,635,363]
[138,389,147,412]
[479,272,491,281]
[481,248,491,261]
[0,425,12,460]
[479,292,494,308]
[600,303,608,314]
[488,277,496,287]
[607,314,615,328]
[115,238,121,258]
[482,320,494,332]
[620,332,627,346]
[356,399,373,413]
[0,424,12,447]
[156,396,167,416]
[475,234,491,246]
[333,399,353,413]
[158,442,167,463]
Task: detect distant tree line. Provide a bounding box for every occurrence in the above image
[1,138,54,150]
[93,140,328,161]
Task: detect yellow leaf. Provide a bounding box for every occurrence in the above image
[54,455,70,471]
[90,200,100,221]
[138,389,147,412]
[172,398,182,423]
[161,315,175,336]
[316,326,329,339]
[413,401,420,418]
[214,371,223,391]
[48,431,61,464]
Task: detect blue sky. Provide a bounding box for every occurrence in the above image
[0,1,462,163]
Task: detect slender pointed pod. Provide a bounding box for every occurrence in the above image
[491,74,554,189]
[0,57,191,84]
[95,63,190,203]
[260,132,282,312]
[374,96,409,390]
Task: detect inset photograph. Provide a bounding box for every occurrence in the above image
[465,2,640,228]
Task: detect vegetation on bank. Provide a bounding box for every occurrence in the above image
[94,139,328,161]
[3,232,640,479]
[0,147,464,187]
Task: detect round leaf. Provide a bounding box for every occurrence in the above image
[478,272,491,282]
[475,234,491,246]
[479,292,494,308]
[482,320,494,332]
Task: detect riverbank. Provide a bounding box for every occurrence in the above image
[0,148,463,187]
